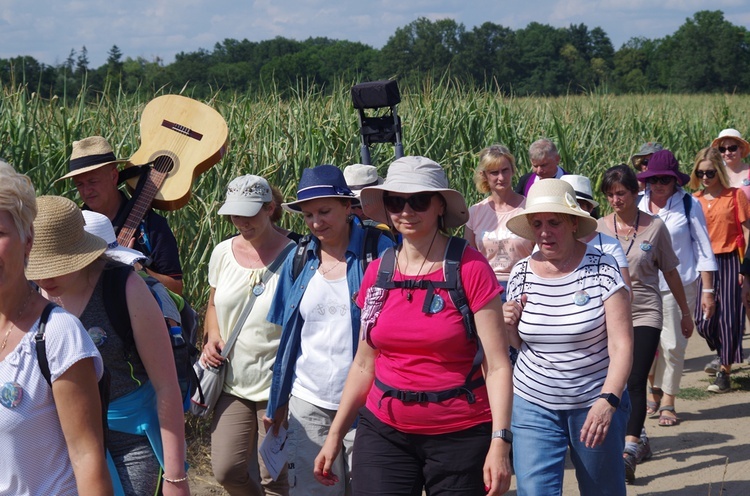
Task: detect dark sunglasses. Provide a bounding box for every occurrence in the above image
[695,170,717,179]
[383,192,435,213]
[640,158,649,166]
[718,144,739,154]
[646,176,674,185]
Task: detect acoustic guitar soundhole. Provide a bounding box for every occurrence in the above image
[152,151,178,175]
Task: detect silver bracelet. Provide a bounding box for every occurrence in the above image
[702,289,715,294]
[162,474,188,484]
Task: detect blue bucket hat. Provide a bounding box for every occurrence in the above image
[282,164,358,213]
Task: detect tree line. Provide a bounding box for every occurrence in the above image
[1,10,748,99]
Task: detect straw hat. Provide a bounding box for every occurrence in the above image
[636,150,690,186]
[82,210,147,267]
[218,175,273,217]
[359,156,469,228]
[283,165,358,213]
[26,196,107,280]
[506,179,598,241]
[343,163,384,197]
[711,129,750,158]
[57,136,129,182]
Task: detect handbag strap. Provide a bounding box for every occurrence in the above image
[733,188,745,247]
[220,242,295,359]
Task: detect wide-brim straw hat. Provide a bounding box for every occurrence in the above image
[506,179,598,241]
[57,136,130,182]
[26,196,107,280]
[360,156,469,228]
[711,128,750,158]
[636,150,690,186]
[82,209,147,267]
[282,164,358,213]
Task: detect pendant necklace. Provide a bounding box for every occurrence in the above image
[614,209,641,256]
[319,252,346,276]
[397,229,439,302]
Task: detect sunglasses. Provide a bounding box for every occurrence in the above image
[640,158,649,166]
[383,192,435,213]
[718,144,739,154]
[695,170,717,179]
[646,176,674,185]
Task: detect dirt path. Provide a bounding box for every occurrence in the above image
[189,334,750,495]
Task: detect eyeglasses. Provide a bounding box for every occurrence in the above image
[383,192,435,213]
[646,176,674,185]
[695,170,717,179]
[718,144,739,154]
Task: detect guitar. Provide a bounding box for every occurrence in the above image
[117,95,228,247]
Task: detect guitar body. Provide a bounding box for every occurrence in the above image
[126,94,228,211]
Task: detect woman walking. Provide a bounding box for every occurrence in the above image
[200,175,294,495]
[314,156,513,495]
[597,164,692,484]
[689,147,750,393]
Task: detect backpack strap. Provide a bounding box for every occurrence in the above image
[34,303,59,387]
[291,234,313,281]
[682,192,694,242]
[102,264,138,357]
[372,236,485,407]
[360,224,384,273]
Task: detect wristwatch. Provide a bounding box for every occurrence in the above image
[491,429,513,444]
[599,392,620,408]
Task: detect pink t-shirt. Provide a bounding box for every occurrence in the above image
[356,245,501,434]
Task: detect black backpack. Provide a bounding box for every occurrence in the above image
[371,236,485,405]
[102,264,200,410]
[35,303,111,445]
[291,223,388,280]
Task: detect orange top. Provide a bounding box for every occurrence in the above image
[694,187,750,254]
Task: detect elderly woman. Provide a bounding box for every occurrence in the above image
[636,151,717,426]
[711,129,750,199]
[0,162,111,495]
[689,147,750,393]
[264,165,395,496]
[465,145,534,297]
[27,196,189,496]
[503,179,632,495]
[200,175,295,496]
[597,164,692,484]
[314,156,513,495]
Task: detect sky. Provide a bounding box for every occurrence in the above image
[1,0,749,68]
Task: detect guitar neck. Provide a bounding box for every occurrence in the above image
[117,167,169,246]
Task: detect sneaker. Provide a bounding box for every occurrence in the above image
[624,452,637,484]
[708,371,731,393]
[704,357,720,375]
[635,437,653,464]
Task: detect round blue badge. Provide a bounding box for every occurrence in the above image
[573,290,590,306]
[429,294,445,314]
[0,382,23,408]
[252,283,265,296]
[640,242,652,252]
[743,178,750,187]
[88,326,107,347]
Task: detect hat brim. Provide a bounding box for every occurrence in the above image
[104,245,148,267]
[360,184,469,229]
[711,137,750,158]
[55,159,130,182]
[637,169,691,186]
[282,195,359,214]
[26,233,107,280]
[218,200,265,218]
[506,205,598,241]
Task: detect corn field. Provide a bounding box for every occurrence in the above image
[2,80,748,311]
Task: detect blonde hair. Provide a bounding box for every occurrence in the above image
[0,160,37,243]
[473,145,517,194]
[689,147,729,190]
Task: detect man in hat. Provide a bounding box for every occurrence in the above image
[343,163,397,242]
[630,142,663,192]
[514,138,567,196]
[59,136,184,294]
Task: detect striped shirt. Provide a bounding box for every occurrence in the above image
[506,245,625,410]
